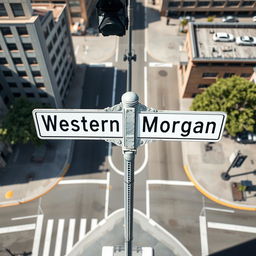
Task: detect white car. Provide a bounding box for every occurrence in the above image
[236,36,256,46]
[222,16,239,23]
[213,32,234,42]
[253,16,256,22]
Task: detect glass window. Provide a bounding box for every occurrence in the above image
[242,1,254,6]
[1,27,12,36]
[212,1,225,6]
[32,71,41,77]
[22,82,31,87]
[56,46,60,55]
[8,82,17,87]
[39,92,48,98]
[18,71,27,76]
[4,96,10,105]
[69,0,80,7]
[49,20,54,31]
[54,66,59,76]
[10,3,25,17]
[13,92,21,97]
[0,83,2,91]
[202,72,218,78]
[26,93,34,97]
[23,43,33,51]
[198,84,209,88]
[3,71,12,76]
[48,42,53,53]
[227,1,239,6]
[71,12,81,17]
[51,55,56,65]
[36,83,45,88]
[7,43,18,51]
[28,58,38,65]
[13,58,23,64]
[44,27,49,39]
[57,26,61,35]
[17,26,28,35]
[183,1,195,7]
[0,58,7,64]
[53,34,57,44]
[197,1,209,7]
[168,2,180,7]
[223,73,235,78]
[0,3,7,16]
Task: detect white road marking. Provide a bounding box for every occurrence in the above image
[75,45,79,55]
[144,0,148,62]
[105,171,110,219]
[115,37,119,62]
[144,47,147,62]
[89,62,113,67]
[204,207,235,213]
[66,219,76,254]
[112,67,117,105]
[146,182,150,218]
[54,219,65,256]
[149,62,173,67]
[12,215,38,221]
[147,180,194,186]
[208,222,256,234]
[199,216,209,256]
[0,223,35,234]
[32,214,44,256]
[90,218,98,231]
[79,218,87,241]
[96,94,99,106]
[59,179,107,185]
[43,219,54,256]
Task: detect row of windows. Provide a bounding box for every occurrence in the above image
[0,43,34,51]
[0,3,25,17]
[169,1,255,8]
[44,17,65,40]
[0,57,38,65]
[202,72,251,78]
[0,26,28,36]
[2,70,41,77]
[11,92,48,98]
[6,82,44,88]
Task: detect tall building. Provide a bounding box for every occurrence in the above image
[31,0,97,33]
[178,23,256,98]
[0,0,76,108]
[161,0,256,17]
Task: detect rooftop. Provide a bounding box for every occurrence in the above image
[32,3,65,21]
[190,23,256,62]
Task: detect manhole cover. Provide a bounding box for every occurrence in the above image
[159,70,168,76]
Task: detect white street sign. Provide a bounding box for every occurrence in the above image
[33,109,123,139]
[138,111,226,141]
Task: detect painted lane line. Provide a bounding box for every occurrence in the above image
[79,218,87,241]
[149,62,173,67]
[54,219,65,256]
[75,45,79,56]
[204,207,235,213]
[66,219,76,254]
[0,223,35,234]
[59,179,107,185]
[147,180,194,186]
[89,62,113,67]
[90,218,98,231]
[12,215,38,221]
[115,37,119,62]
[96,95,99,106]
[146,182,150,218]
[112,67,117,106]
[43,219,54,256]
[208,222,256,234]
[199,216,209,256]
[144,48,147,63]
[32,214,44,256]
[105,171,110,219]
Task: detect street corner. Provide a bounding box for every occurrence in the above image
[182,138,256,211]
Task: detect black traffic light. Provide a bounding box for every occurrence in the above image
[96,0,128,36]
[232,154,247,168]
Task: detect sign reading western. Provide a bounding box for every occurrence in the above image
[33,110,123,139]
[138,111,226,141]
[33,109,226,141]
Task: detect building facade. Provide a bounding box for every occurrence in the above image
[0,0,76,108]
[161,0,256,17]
[31,0,96,33]
[179,23,256,98]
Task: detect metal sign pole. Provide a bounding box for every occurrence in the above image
[122,92,139,256]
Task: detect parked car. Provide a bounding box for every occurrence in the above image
[235,132,256,144]
[213,32,234,42]
[222,16,239,23]
[253,16,256,22]
[236,36,256,46]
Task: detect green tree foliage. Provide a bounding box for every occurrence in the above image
[180,18,188,32]
[190,76,256,136]
[0,98,46,145]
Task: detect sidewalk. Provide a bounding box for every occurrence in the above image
[145,3,256,211]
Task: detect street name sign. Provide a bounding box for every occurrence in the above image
[33,109,226,142]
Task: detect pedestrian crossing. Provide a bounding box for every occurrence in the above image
[32,216,99,256]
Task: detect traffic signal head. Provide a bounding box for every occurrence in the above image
[96,0,128,36]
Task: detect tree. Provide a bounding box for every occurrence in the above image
[180,18,188,32]
[0,98,46,145]
[190,76,256,136]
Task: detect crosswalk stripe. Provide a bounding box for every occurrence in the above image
[32,214,44,256]
[79,218,87,241]
[43,219,54,256]
[90,218,98,231]
[54,219,64,256]
[0,224,35,234]
[66,219,76,254]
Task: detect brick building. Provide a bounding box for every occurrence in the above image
[178,23,256,98]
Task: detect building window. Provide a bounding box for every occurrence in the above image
[4,96,9,105]
[1,27,12,36]
[62,18,65,27]
[36,83,45,88]
[22,82,31,87]
[54,66,59,76]
[56,46,60,55]
[39,92,48,98]
[57,26,61,35]
[48,42,53,53]
[18,71,27,76]
[0,3,7,17]
[49,20,54,31]
[13,58,23,64]
[23,43,33,51]
[202,72,218,78]
[227,1,239,6]
[228,63,241,66]
[242,1,254,6]
[26,93,35,98]
[0,58,7,64]
[60,39,64,47]
[51,55,56,65]
[0,83,2,91]
[8,82,17,88]
[13,92,21,97]
[10,3,25,17]
[241,73,251,78]
[212,1,225,6]
[3,71,12,76]
[168,2,180,7]
[44,27,49,39]
[71,12,81,17]
[17,26,28,35]
[69,0,80,7]
[197,1,209,7]
[198,84,209,89]
[28,58,38,65]
[32,71,41,77]
[53,34,57,44]
[223,73,235,78]
[7,43,18,51]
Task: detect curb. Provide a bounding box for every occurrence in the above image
[183,165,256,211]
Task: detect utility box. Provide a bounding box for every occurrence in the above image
[102,246,154,256]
